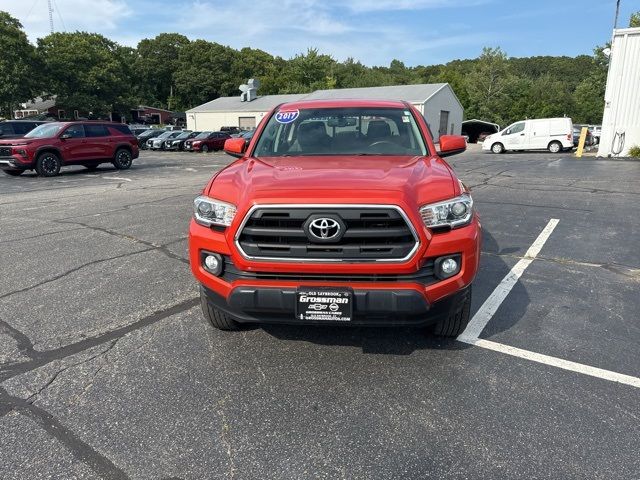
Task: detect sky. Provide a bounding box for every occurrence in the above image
[1,0,637,66]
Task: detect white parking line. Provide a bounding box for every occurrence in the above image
[460,338,640,389]
[458,218,559,341]
[457,218,640,390]
[102,176,132,182]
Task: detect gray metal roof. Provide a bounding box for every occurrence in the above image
[302,84,448,103]
[187,84,453,113]
[187,94,307,113]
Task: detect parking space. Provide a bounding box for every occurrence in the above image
[1,149,639,479]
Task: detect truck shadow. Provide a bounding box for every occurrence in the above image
[261,230,530,355]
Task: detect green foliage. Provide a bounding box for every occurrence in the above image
[0,12,41,118]
[37,31,134,115]
[630,11,640,28]
[135,33,190,108]
[628,145,640,158]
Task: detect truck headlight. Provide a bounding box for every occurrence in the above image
[419,194,473,229]
[193,196,237,227]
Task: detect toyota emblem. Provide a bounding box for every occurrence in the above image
[308,217,341,240]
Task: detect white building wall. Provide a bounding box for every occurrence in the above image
[419,86,463,142]
[187,110,268,132]
[598,27,640,157]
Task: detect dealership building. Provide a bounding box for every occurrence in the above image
[186,83,463,142]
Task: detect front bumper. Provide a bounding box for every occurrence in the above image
[202,283,470,326]
[0,157,26,170]
[190,214,481,326]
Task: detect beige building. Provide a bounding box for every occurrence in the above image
[186,83,463,142]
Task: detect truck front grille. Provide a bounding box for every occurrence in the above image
[0,147,11,156]
[236,205,419,262]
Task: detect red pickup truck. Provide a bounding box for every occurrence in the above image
[189,99,480,336]
[0,121,139,177]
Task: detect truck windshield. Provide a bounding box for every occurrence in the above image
[253,107,428,157]
[24,123,63,139]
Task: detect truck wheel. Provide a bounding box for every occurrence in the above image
[491,143,504,154]
[36,152,61,177]
[201,144,209,153]
[113,148,132,170]
[432,286,472,337]
[548,141,562,153]
[3,169,23,176]
[200,287,240,331]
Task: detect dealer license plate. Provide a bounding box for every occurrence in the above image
[296,289,353,322]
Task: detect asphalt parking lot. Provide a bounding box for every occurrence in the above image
[1,147,639,479]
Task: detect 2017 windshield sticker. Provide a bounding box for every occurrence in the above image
[275,110,299,124]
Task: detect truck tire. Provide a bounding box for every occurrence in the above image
[432,286,472,337]
[200,287,240,331]
[548,141,562,153]
[491,143,504,154]
[201,144,209,153]
[113,148,132,170]
[36,151,61,177]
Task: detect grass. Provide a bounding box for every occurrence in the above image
[628,145,640,158]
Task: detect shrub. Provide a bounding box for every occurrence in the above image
[629,145,640,158]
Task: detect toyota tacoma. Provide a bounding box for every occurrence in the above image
[189,100,481,336]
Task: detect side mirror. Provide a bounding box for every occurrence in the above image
[224,138,247,158]
[60,133,71,140]
[438,135,466,157]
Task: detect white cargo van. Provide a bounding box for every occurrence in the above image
[482,118,573,154]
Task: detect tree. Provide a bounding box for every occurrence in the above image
[172,40,237,109]
[572,46,608,124]
[464,47,517,124]
[630,11,640,27]
[135,33,190,109]
[0,12,41,118]
[37,32,133,116]
[284,48,337,92]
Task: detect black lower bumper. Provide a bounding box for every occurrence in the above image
[201,285,470,327]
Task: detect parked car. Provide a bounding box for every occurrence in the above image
[220,126,241,136]
[137,129,163,149]
[148,131,183,150]
[239,130,255,146]
[588,125,601,145]
[129,127,149,136]
[0,121,139,177]
[184,131,231,152]
[190,99,479,336]
[573,125,594,147]
[0,120,49,140]
[164,131,199,151]
[482,117,573,154]
[477,131,493,143]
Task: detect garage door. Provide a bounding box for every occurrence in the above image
[239,117,256,129]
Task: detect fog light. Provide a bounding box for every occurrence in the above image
[202,253,223,276]
[441,258,458,275]
[434,255,461,279]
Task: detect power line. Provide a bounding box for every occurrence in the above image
[47,0,54,33]
[52,0,67,31]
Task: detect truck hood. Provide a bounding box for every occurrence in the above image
[206,155,456,207]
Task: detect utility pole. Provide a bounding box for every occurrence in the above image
[48,0,54,33]
[613,0,621,29]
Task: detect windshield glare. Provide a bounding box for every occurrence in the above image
[253,107,428,157]
[195,131,212,139]
[24,123,63,139]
